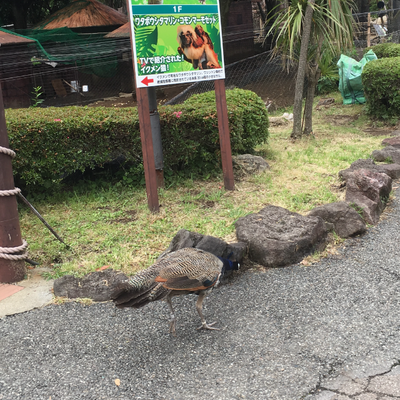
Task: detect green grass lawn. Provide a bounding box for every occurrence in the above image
[18,91,392,278]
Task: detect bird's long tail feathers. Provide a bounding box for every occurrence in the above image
[113,282,170,308]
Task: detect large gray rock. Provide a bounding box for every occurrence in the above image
[160,229,203,255]
[345,169,392,225]
[371,146,400,164]
[382,137,400,148]
[232,154,270,177]
[158,229,247,263]
[196,235,228,256]
[235,205,328,268]
[339,158,400,181]
[53,269,129,301]
[308,202,366,238]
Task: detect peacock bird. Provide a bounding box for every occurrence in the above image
[113,247,240,335]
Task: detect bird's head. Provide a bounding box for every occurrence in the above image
[218,253,240,274]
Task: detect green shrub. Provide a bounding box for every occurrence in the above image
[6,88,269,187]
[364,43,400,58]
[362,56,400,120]
[317,51,340,95]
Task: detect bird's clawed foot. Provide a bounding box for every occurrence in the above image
[197,321,220,331]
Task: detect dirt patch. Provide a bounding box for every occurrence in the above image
[243,74,296,110]
[326,115,359,126]
[363,127,394,136]
[88,84,191,108]
[200,200,215,209]
[87,75,296,109]
[180,199,215,209]
[111,210,138,224]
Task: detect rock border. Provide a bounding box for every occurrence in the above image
[53,130,400,299]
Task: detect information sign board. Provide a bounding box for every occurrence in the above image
[373,24,387,37]
[127,0,225,88]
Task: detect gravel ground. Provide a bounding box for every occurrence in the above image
[1,187,400,400]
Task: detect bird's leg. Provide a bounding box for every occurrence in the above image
[165,295,177,336]
[196,291,219,331]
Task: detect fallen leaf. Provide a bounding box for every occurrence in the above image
[115,379,120,387]
[96,265,110,271]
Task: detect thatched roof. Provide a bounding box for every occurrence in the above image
[0,29,35,45]
[104,22,130,38]
[34,0,128,30]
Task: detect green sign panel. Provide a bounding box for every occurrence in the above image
[127,0,225,88]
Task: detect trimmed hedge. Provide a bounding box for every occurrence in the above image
[365,42,400,58]
[5,89,269,187]
[362,56,400,120]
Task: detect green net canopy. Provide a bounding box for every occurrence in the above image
[11,27,125,78]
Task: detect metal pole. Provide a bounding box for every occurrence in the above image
[214,79,235,191]
[0,83,26,283]
[17,192,69,248]
[148,87,165,188]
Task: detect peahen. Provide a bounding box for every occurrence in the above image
[113,247,240,335]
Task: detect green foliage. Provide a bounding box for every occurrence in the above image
[369,0,379,12]
[30,86,45,108]
[0,0,70,28]
[267,0,355,64]
[365,43,400,58]
[362,57,400,120]
[6,89,269,188]
[317,51,340,94]
[179,89,269,153]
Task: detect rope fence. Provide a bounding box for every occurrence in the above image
[0,145,28,261]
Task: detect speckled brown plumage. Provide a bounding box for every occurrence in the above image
[113,247,232,335]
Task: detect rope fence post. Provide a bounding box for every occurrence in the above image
[0,83,27,283]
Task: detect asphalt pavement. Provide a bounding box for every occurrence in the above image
[1,186,400,399]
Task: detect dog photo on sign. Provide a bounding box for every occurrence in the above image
[177,24,221,70]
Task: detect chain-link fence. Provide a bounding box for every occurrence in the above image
[2,7,400,110]
[0,34,135,109]
[353,8,400,48]
[1,36,296,110]
[165,51,296,109]
[166,9,400,106]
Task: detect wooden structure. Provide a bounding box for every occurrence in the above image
[34,0,128,30]
[0,84,26,282]
[0,30,36,108]
[0,0,129,109]
[224,1,255,63]
[104,22,130,38]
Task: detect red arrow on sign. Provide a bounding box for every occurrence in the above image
[141,76,154,86]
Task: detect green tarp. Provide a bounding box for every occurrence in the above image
[337,49,378,105]
[11,27,118,78]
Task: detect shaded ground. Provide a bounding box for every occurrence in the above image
[87,78,296,109]
[2,186,400,399]
[88,84,192,108]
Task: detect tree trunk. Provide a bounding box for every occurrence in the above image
[11,0,27,29]
[291,0,315,140]
[302,68,320,135]
[302,35,324,136]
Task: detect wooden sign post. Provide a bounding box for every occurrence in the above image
[135,87,160,212]
[215,80,234,190]
[126,0,234,211]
